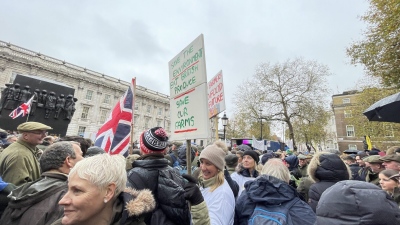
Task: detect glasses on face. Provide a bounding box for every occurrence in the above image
[29,131,48,136]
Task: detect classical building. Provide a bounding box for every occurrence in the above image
[0,41,170,143]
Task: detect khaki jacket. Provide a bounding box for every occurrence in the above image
[0,140,41,186]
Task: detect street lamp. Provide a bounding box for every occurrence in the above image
[259,109,263,140]
[221,112,228,141]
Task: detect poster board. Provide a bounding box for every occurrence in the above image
[208,70,225,118]
[168,34,209,140]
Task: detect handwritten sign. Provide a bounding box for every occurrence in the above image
[170,83,210,140]
[168,34,209,140]
[169,34,207,99]
[208,70,225,118]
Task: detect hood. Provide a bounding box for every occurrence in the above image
[308,153,350,182]
[118,187,156,223]
[244,175,298,205]
[285,155,299,171]
[316,180,400,225]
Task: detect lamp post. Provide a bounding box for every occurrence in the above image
[221,112,228,141]
[259,109,263,140]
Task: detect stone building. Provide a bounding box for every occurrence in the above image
[0,40,170,143]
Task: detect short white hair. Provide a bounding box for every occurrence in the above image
[70,153,127,196]
[261,158,290,183]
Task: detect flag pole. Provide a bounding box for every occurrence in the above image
[130,78,136,148]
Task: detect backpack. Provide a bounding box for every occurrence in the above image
[248,198,300,225]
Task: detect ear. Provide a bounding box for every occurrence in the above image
[104,183,117,202]
[65,156,74,169]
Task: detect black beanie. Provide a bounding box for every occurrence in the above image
[243,150,259,164]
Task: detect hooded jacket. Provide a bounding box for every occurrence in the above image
[307,153,350,212]
[0,172,68,225]
[235,175,315,225]
[316,180,400,225]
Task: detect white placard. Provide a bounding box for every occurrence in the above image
[168,34,207,99]
[169,83,210,140]
[208,70,226,118]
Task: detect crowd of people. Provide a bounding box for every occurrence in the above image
[1,122,400,225]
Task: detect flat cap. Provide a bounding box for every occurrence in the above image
[297,154,307,160]
[380,154,400,163]
[363,155,382,164]
[225,154,238,168]
[17,122,52,132]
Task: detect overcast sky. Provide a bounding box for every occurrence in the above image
[1,1,370,118]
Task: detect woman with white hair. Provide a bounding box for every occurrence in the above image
[235,158,315,225]
[198,144,235,225]
[51,154,156,225]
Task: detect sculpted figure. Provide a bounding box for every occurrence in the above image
[3,84,16,110]
[37,90,47,108]
[20,85,32,104]
[63,95,74,120]
[30,89,41,116]
[12,83,22,108]
[0,83,12,112]
[44,92,56,119]
[54,94,65,119]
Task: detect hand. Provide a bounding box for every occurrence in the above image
[182,174,204,206]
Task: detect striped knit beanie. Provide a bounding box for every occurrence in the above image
[140,127,169,154]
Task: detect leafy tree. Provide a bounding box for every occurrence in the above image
[225,112,270,140]
[347,0,400,86]
[345,87,400,149]
[233,58,330,150]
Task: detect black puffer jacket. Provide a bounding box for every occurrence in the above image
[316,180,400,225]
[127,154,190,225]
[307,153,350,212]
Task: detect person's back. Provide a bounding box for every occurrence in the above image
[316,180,400,225]
[126,127,190,225]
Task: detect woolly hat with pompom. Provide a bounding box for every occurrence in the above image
[199,144,226,171]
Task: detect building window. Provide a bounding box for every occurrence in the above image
[344,110,352,118]
[167,122,170,131]
[342,98,350,104]
[384,124,394,137]
[103,94,111,104]
[85,90,94,100]
[135,101,139,110]
[78,126,86,136]
[147,105,151,113]
[81,106,90,119]
[346,125,355,137]
[158,107,162,116]
[134,115,139,127]
[145,117,150,129]
[157,120,162,127]
[348,144,357,150]
[100,109,108,123]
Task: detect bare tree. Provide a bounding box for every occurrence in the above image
[233,58,330,150]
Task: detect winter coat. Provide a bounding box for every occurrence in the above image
[51,187,156,225]
[365,169,380,186]
[126,154,190,225]
[296,177,314,202]
[316,180,400,225]
[231,166,259,197]
[200,179,235,225]
[307,153,350,212]
[235,175,316,225]
[0,172,68,225]
[0,140,41,186]
[348,163,363,180]
[298,164,309,177]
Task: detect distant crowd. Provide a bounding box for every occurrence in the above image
[0,122,400,225]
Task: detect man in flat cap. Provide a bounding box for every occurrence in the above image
[380,154,400,172]
[363,155,385,186]
[0,122,52,186]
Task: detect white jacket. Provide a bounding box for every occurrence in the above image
[231,172,256,197]
[200,179,235,225]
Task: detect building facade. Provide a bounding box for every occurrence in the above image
[332,90,363,151]
[0,41,170,143]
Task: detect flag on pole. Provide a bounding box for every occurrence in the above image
[9,95,34,119]
[365,135,372,150]
[94,78,136,156]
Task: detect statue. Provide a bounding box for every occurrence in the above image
[54,94,65,119]
[63,95,74,120]
[12,83,22,109]
[3,84,16,110]
[37,89,47,108]
[44,92,56,119]
[19,85,32,104]
[30,89,41,116]
[72,97,78,117]
[0,83,12,113]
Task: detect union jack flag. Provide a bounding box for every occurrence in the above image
[94,78,136,156]
[9,95,34,119]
